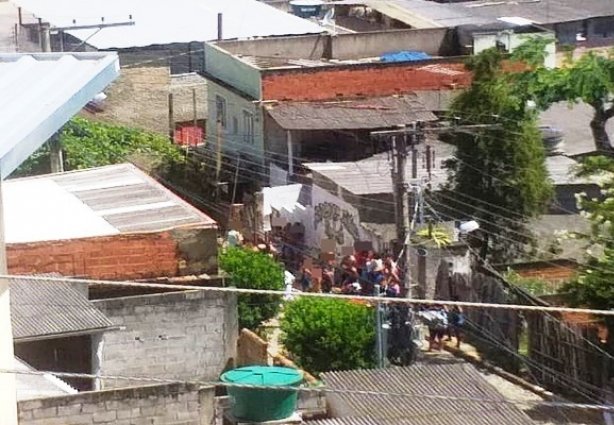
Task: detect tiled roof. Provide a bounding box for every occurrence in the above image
[10,275,115,341]
[265,95,437,131]
[319,363,534,425]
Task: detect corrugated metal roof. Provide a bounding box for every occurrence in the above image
[10,275,115,341]
[14,0,325,50]
[366,0,614,28]
[305,147,596,196]
[4,163,217,243]
[320,364,535,425]
[305,147,450,195]
[266,96,437,131]
[14,357,77,400]
[0,52,119,180]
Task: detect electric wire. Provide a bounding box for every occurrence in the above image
[4,367,614,412]
[6,273,614,316]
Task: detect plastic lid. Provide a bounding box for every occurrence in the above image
[221,366,303,386]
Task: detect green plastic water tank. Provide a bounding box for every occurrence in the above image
[221,366,303,422]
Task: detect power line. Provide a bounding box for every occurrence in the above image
[6,274,614,316]
[2,367,614,412]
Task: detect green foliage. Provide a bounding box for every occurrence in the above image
[414,225,452,248]
[516,48,614,152]
[504,269,551,297]
[219,247,285,330]
[443,46,553,261]
[12,117,184,178]
[280,297,375,375]
[562,156,614,312]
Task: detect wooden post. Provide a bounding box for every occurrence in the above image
[49,134,64,173]
[168,93,174,142]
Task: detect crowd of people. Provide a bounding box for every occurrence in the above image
[296,251,402,298]
[226,230,466,351]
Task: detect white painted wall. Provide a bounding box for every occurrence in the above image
[264,184,383,252]
[205,79,265,165]
[473,32,556,69]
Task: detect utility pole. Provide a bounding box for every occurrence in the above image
[40,17,135,173]
[390,132,411,297]
[371,122,500,299]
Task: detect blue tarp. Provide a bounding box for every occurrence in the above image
[380,51,431,63]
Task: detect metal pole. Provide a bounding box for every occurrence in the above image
[374,284,384,368]
[217,13,223,41]
[0,175,19,425]
[287,130,294,176]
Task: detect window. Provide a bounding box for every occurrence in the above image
[232,116,239,135]
[215,95,227,128]
[243,110,254,144]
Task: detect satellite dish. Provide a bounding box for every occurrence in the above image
[459,220,480,234]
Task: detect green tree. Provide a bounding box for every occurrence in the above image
[219,247,285,330]
[280,297,375,375]
[561,156,614,355]
[13,117,184,178]
[517,49,614,153]
[442,47,553,261]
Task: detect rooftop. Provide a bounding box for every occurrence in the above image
[304,144,454,196]
[265,95,437,130]
[10,275,115,341]
[320,363,534,425]
[364,0,614,28]
[14,357,77,401]
[13,0,326,50]
[4,163,217,244]
[307,151,595,195]
[0,52,119,180]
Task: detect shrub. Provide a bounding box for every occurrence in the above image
[13,117,184,177]
[280,297,376,375]
[219,247,285,330]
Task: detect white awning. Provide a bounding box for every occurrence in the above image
[0,52,119,179]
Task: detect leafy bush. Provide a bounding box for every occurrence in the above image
[280,297,376,375]
[504,269,551,297]
[219,247,285,330]
[13,117,184,177]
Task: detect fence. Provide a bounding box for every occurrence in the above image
[437,260,612,401]
[526,311,610,401]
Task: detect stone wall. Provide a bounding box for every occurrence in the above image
[93,290,237,389]
[17,383,214,425]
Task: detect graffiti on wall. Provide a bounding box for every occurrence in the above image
[314,202,360,245]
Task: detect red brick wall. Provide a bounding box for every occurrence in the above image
[261,62,471,101]
[515,264,578,284]
[7,233,179,280]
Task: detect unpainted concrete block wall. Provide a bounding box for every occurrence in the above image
[261,61,471,102]
[86,67,172,135]
[17,383,214,425]
[7,227,218,280]
[93,290,237,388]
